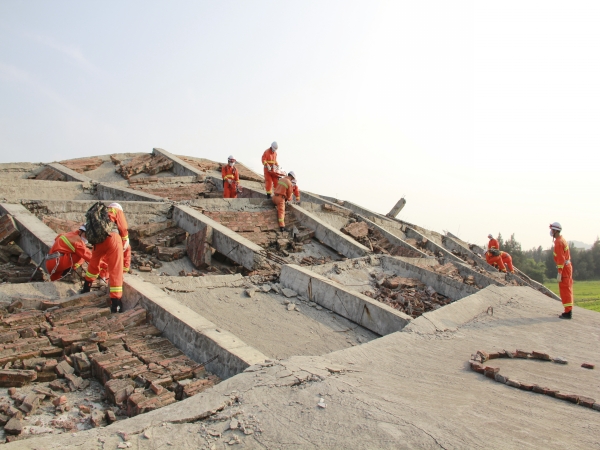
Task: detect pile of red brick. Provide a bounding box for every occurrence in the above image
[60,157,104,173]
[42,216,81,235]
[362,274,451,318]
[178,157,220,173]
[0,291,219,439]
[130,182,208,201]
[33,167,65,181]
[116,154,173,179]
[129,220,188,268]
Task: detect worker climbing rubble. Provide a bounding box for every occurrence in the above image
[222,155,241,198]
[550,222,574,319]
[272,170,297,232]
[487,233,499,251]
[485,248,507,272]
[81,202,125,313]
[500,251,515,273]
[261,141,279,198]
[45,224,91,281]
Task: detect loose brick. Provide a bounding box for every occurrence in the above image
[0,214,20,245]
[4,417,22,435]
[0,369,37,387]
[581,363,595,370]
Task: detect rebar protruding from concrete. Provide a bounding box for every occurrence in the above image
[386,197,406,218]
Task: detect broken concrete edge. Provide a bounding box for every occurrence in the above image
[96,182,166,203]
[47,162,93,183]
[355,215,430,259]
[381,255,479,302]
[441,234,497,274]
[289,204,370,259]
[280,263,411,335]
[28,199,172,218]
[440,257,506,290]
[153,147,207,179]
[404,225,465,264]
[0,203,55,265]
[403,284,520,334]
[123,275,268,380]
[317,194,392,223]
[173,204,267,271]
[512,269,561,301]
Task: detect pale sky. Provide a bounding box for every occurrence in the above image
[1,1,599,250]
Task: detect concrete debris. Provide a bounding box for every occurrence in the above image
[341,221,423,258]
[282,288,297,298]
[131,182,208,201]
[33,166,66,181]
[116,154,173,179]
[0,214,20,245]
[582,363,595,369]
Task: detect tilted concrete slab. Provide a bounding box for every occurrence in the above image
[289,204,370,259]
[358,215,430,258]
[153,147,207,178]
[280,264,411,335]
[404,225,466,264]
[96,182,165,202]
[173,204,268,271]
[47,162,93,183]
[381,255,479,301]
[123,275,268,380]
[0,203,56,264]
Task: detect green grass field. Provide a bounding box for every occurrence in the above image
[544,280,600,312]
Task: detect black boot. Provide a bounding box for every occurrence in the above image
[110,298,119,313]
[266,193,272,199]
[559,311,572,319]
[81,280,92,294]
[117,300,124,313]
[280,226,286,232]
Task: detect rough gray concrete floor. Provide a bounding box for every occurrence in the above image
[0,280,77,303]
[10,284,600,449]
[0,180,96,201]
[166,284,378,360]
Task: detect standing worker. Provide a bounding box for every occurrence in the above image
[222,155,240,198]
[107,203,131,273]
[261,141,279,198]
[83,232,124,313]
[550,222,574,319]
[45,225,91,281]
[272,170,297,232]
[487,234,500,251]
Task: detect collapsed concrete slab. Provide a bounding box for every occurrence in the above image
[123,275,267,380]
[96,183,165,202]
[47,163,93,183]
[152,148,207,178]
[280,264,411,335]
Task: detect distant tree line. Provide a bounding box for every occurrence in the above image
[495,234,600,283]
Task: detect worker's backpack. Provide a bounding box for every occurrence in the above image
[489,248,501,257]
[85,202,113,245]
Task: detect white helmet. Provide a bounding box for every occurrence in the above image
[549,222,562,231]
[108,203,123,211]
[79,224,86,232]
[288,171,296,180]
[227,155,236,162]
[488,234,493,239]
[271,141,278,150]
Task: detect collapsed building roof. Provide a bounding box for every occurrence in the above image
[0,149,598,448]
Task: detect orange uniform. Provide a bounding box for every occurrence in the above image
[272,176,293,228]
[485,251,506,272]
[500,251,514,273]
[45,230,92,281]
[553,235,573,313]
[107,207,131,273]
[221,165,240,199]
[85,233,124,312]
[261,148,279,195]
[488,238,499,250]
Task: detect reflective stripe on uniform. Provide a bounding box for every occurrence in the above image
[223,174,234,179]
[122,235,129,241]
[563,302,574,307]
[123,267,130,272]
[86,271,99,279]
[278,218,285,223]
[110,286,122,293]
[60,235,76,252]
[278,180,289,188]
[264,160,276,164]
[557,264,564,269]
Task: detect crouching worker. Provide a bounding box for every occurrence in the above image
[272,170,297,231]
[485,249,507,272]
[46,224,92,281]
[83,232,124,313]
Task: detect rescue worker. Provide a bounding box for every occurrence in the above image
[485,249,506,272]
[222,155,240,199]
[487,234,500,251]
[107,203,131,273]
[291,172,301,205]
[83,232,124,313]
[45,225,92,281]
[261,141,279,198]
[272,170,296,232]
[500,251,515,273]
[550,222,573,319]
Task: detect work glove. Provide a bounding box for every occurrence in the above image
[81,280,92,294]
[236,187,242,193]
[227,179,233,184]
[557,273,562,283]
[273,165,279,171]
[123,240,130,252]
[266,165,272,171]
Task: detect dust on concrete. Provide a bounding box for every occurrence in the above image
[0,281,77,304]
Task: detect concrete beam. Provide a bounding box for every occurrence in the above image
[386,197,406,218]
[404,226,465,264]
[173,204,267,271]
[380,255,479,301]
[123,276,267,380]
[96,182,165,202]
[153,148,206,178]
[280,264,411,335]
[289,204,370,259]
[357,216,430,258]
[47,163,92,183]
[0,203,56,264]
